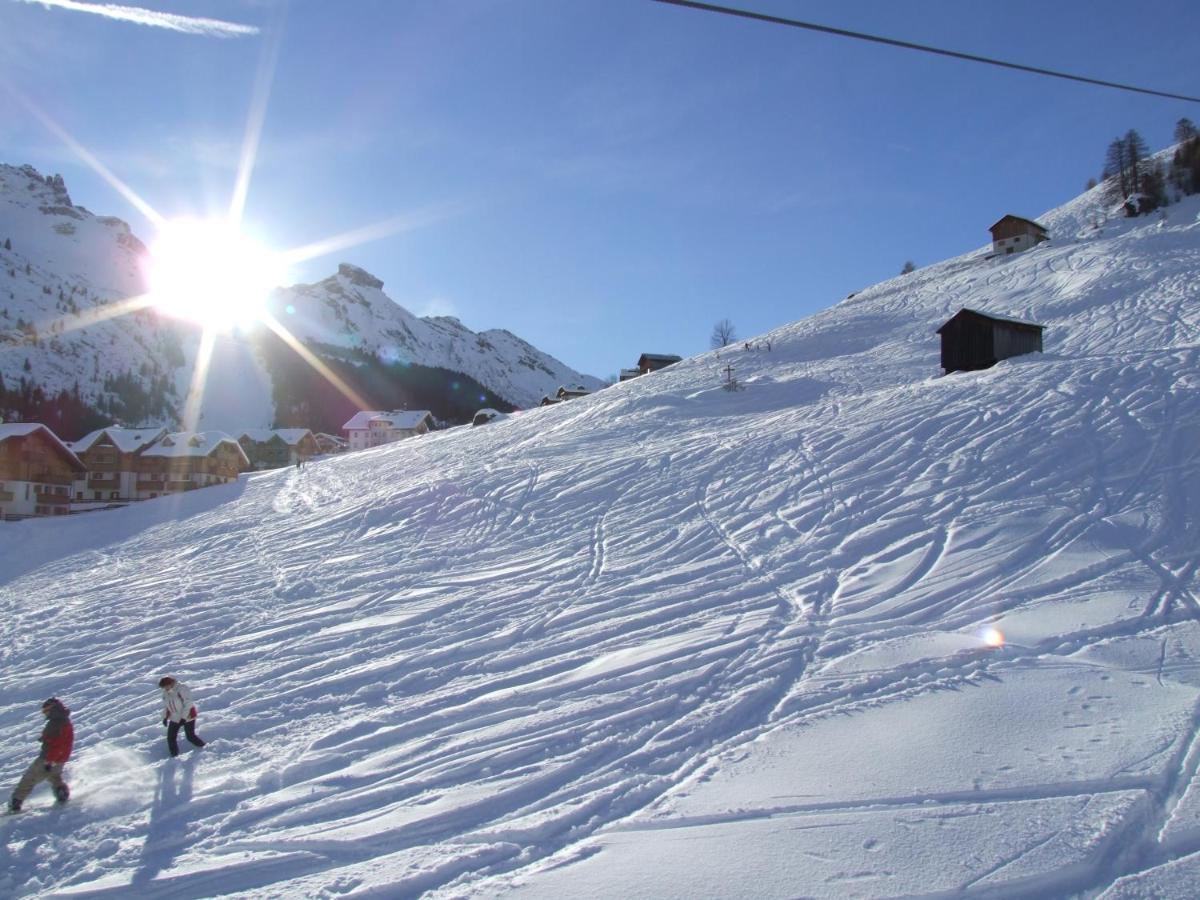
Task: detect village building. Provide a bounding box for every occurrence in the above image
[135,431,250,499]
[618,368,642,382]
[0,423,87,519]
[937,308,1045,374]
[342,410,435,451]
[238,429,320,470]
[988,215,1049,256]
[70,426,168,503]
[313,432,347,455]
[637,353,682,375]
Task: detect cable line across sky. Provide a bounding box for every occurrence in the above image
[652,0,1200,105]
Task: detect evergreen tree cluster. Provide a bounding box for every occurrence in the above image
[1102,119,1200,216]
[1170,118,1200,197]
[0,373,108,440]
[97,370,177,427]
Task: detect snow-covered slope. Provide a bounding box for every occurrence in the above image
[0,164,600,434]
[1,186,1199,898]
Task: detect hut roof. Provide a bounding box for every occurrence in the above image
[987,214,1048,236]
[936,308,1044,335]
[0,423,87,472]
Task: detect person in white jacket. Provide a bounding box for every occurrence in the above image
[158,676,207,757]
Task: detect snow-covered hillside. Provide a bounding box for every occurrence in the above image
[1,185,1199,898]
[0,164,600,434]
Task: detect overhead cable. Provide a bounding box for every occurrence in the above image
[652,0,1200,105]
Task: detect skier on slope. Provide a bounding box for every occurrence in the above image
[158,676,207,757]
[8,698,73,812]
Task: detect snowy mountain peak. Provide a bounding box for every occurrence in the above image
[335,262,384,290]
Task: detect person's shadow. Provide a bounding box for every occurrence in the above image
[131,755,197,886]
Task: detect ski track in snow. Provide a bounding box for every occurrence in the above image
[0,192,1199,897]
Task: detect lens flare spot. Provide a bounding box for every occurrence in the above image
[147,217,284,330]
[982,627,1005,648]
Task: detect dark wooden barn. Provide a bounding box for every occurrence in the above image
[936,308,1045,373]
[636,353,682,375]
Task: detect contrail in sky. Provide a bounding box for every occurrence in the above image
[14,0,259,38]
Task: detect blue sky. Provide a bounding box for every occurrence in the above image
[1,0,1197,379]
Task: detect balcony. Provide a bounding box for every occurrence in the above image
[88,477,120,489]
[0,490,14,503]
[29,472,75,487]
[35,491,70,505]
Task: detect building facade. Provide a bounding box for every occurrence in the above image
[988,215,1049,256]
[343,411,434,451]
[0,424,87,519]
[136,431,250,498]
[238,429,320,470]
[71,426,167,503]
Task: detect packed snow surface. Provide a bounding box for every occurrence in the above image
[2,187,1200,897]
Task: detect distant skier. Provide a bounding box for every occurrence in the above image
[8,698,74,812]
[158,677,207,757]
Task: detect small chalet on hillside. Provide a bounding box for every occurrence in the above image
[540,385,592,406]
[238,429,319,470]
[343,410,434,451]
[989,215,1048,256]
[937,308,1045,374]
[0,423,86,519]
[636,353,682,375]
[136,431,249,498]
[71,426,167,503]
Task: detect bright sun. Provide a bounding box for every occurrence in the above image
[147,218,284,329]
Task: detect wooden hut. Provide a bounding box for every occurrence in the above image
[636,353,681,375]
[937,309,1045,374]
[988,215,1048,256]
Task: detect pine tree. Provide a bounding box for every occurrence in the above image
[1176,118,1198,144]
[1124,129,1150,196]
[1104,137,1131,199]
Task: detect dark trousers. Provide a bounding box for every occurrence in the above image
[167,719,205,756]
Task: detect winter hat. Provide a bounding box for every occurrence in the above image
[158,676,175,688]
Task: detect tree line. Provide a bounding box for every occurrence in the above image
[1101,118,1200,215]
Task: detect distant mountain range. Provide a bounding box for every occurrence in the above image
[0,163,602,438]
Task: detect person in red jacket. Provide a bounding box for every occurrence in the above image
[8,698,73,813]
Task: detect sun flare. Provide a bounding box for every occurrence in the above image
[146,218,284,330]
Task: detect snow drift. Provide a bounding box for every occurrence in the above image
[1,183,1199,897]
